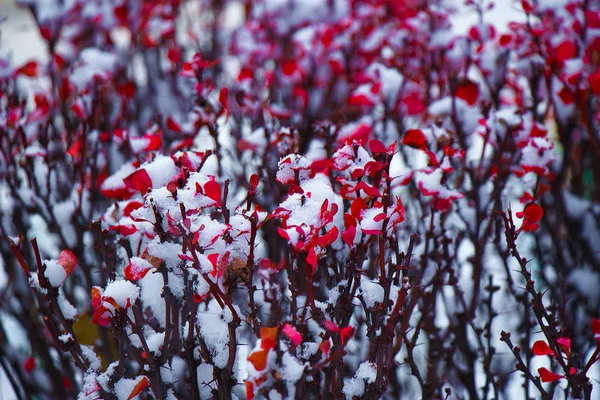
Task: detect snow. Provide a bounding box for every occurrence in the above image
[145,332,165,356]
[197,301,231,368]
[144,155,179,188]
[343,361,377,399]
[280,352,306,398]
[103,280,141,308]
[58,333,73,343]
[114,376,147,400]
[359,279,384,309]
[57,289,78,320]
[568,268,600,306]
[44,259,67,288]
[80,345,102,372]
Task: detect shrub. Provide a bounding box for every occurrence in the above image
[0,0,599,399]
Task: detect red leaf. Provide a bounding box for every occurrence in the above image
[143,135,161,151]
[306,248,317,274]
[523,203,543,223]
[589,69,600,95]
[532,340,555,357]
[586,11,600,29]
[123,201,143,217]
[124,260,151,281]
[538,367,563,383]
[340,122,371,145]
[67,140,81,160]
[555,41,577,62]
[402,129,427,151]
[260,327,279,350]
[368,139,387,154]
[91,287,102,308]
[249,174,259,190]
[282,324,302,346]
[16,61,39,77]
[166,116,182,132]
[319,339,331,355]
[204,179,221,206]
[342,225,356,247]
[556,337,571,352]
[127,376,149,400]
[248,349,269,371]
[123,169,153,192]
[350,198,367,219]
[557,337,571,355]
[402,92,426,115]
[245,381,255,400]
[23,356,35,373]
[591,318,600,335]
[282,59,299,76]
[58,250,77,276]
[219,87,229,112]
[521,0,534,13]
[277,227,291,241]
[373,213,386,222]
[317,226,339,247]
[349,93,375,107]
[558,87,575,105]
[356,181,381,197]
[455,80,479,106]
[340,326,354,345]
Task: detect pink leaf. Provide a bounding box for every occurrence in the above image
[58,250,77,276]
[323,320,339,332]
[282,323,303,346]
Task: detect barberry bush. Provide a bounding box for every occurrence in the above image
[0,0,599,399]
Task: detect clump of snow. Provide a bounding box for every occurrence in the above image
[359,279,384,309]
[44,259,67,287]
[81,345,102,371]
[103,280,140,308]
[343,362,377,399]
[144,155,178,188]
[114,376,147,400]
[197,301,231,368]
[280,352,306,398]
[57,289,78,320]
[58,332,73,343]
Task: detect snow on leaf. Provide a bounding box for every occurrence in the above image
[124,257,153,281]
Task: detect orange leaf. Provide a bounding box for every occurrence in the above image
[248,348,269,371]
[260,326,279,350]
[127,376,149,400]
